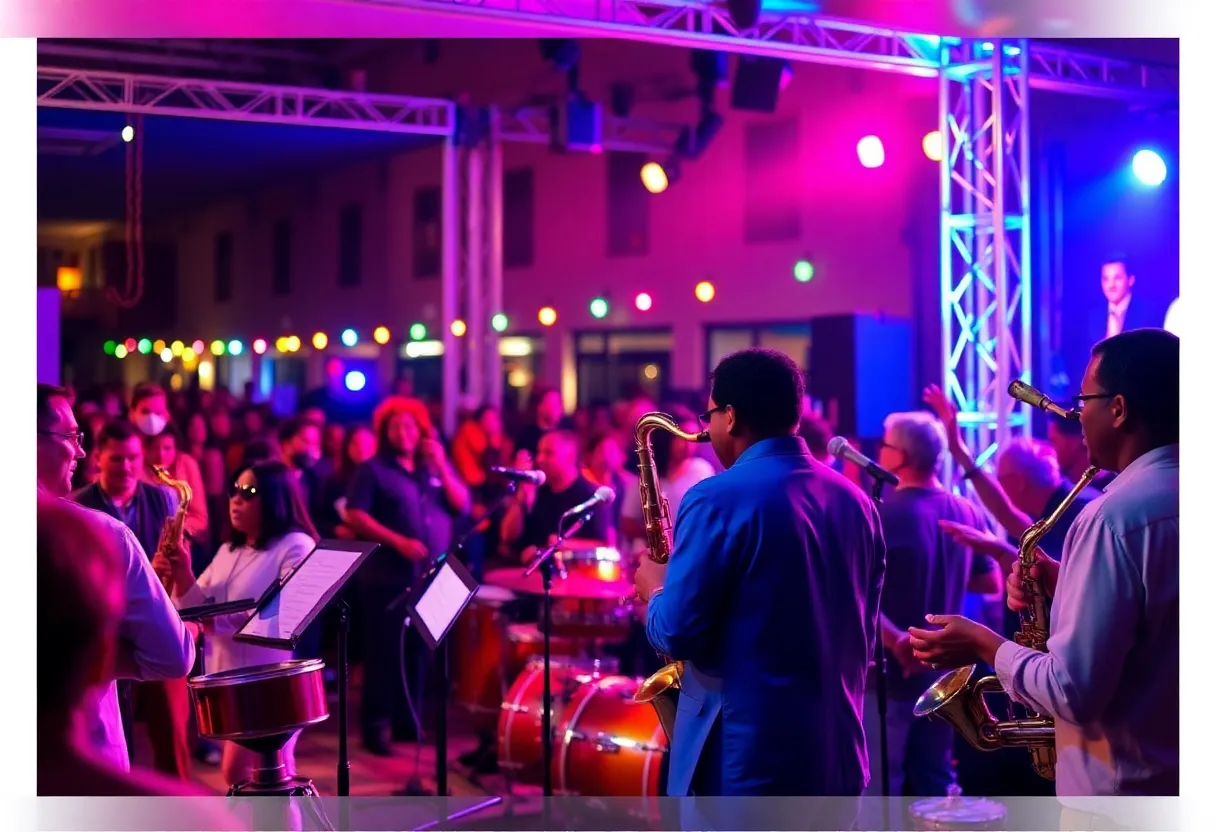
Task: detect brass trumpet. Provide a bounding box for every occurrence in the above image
[913,380,1095,781]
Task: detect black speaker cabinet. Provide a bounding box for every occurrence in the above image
[808,314,914,441]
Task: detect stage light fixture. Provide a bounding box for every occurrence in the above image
[228,340,243,356]
[410,323,427,341]
[794,260,815,282]
[341,328,358,347]
[695,281,716,303]
[373,326,391,344]
[923,131,943,162]
[114,344,128,359]
[635,292,653,311]
[450,320,467,337]
[210,340,226,356]
[253,339,268,355]
[103,340,116,356]
[1132,149,1166,186]
[138,338,152,355]
[589,297,609,319]
[313,332,328,350]
[538,307,558,327]
[491,313,509,332]
[160,348,173,363]
[344,371,367,392]
[857,135,885,169]
[171,341,184,356]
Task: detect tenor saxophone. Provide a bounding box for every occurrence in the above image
[912,380,1096,781]
[630,412,710,744]
[153,465,192,590]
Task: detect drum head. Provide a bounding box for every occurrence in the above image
[190,658,324,689]
[475,583,517,603]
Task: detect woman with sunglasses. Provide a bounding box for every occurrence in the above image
[165,460,318,788]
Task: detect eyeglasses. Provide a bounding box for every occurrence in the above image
[1071,392,1118,409]
[39,430,85,445]
[229,483,260,500]
[698,405,727,426]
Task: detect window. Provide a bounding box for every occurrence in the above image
[576,329,673,406]
[503,168,534,269]
[414,187,441,279]
[607,151,650,257]
[743,119,802,243]
[338,204,362,287]
[706,323,811,372]
[214,233,233,303]
[272,219,291,295]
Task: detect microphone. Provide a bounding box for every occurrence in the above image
[561,485,616,519]
[1008,380,1076,420]
[489,466,547,486]
[828,437,900,487]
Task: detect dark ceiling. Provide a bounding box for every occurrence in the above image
[37,107,436,223]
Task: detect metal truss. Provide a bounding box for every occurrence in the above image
[380,0,1178,101]
[501,106,684,156]
[37,66,456,136]
[939,39,1032,477]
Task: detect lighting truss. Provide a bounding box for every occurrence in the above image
[500,106,685,156]
[37,66,456,136]
[939,39,1032,475]
[380,0,1179,100]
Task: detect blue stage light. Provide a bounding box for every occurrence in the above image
[1131,149,1167,186]
[344,370,367,392]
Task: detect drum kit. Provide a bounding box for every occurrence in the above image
[452,540,669,801]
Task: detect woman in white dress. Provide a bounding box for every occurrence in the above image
[164,460,319,788]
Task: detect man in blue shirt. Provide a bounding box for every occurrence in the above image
[634,348,886,804]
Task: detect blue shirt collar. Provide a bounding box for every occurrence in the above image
[734,435,810,466]
[1105,443,1179,495]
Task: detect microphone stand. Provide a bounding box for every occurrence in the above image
[390,480,519,818]
[523,508,594,808]
[337,597,351,831]
[868,476,892,830]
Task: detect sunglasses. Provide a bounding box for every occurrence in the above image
[229,483,260,500]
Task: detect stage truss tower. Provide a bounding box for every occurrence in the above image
[938,39,1033,472]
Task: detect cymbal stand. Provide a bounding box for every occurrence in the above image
[523,508,595,809]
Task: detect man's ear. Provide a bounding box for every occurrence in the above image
[1110,394,1129,431]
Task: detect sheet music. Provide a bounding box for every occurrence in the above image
[414,561,473,642]
[238,546,362,642]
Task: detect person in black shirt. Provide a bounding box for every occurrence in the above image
[501,429,613,560]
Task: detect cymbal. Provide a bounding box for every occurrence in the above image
[484,568,635,600]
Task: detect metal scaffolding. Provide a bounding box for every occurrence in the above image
[938,39,1032,476]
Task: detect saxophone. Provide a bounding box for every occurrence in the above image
[912,381,1096,780]
[630,412,710,744]
[152,465,192,591]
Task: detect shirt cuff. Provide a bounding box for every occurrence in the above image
[993,640,1034,704]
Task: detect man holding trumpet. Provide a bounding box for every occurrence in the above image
[908,330,1179,814]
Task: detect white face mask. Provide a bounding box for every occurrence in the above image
[135,412,168,437]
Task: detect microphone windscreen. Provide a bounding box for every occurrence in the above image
[595,485,616,505]
[827,436,849,457]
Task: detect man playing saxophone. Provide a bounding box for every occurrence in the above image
[634,348,886,800]
[909,329,1179,808]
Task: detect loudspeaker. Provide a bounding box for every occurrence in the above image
[808,314,913,441]
[731,56,786,113]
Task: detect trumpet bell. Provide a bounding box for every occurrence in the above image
[913,665,1001,752]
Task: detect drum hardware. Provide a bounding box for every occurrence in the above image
[189,659,334,829]
[521,495,615,800]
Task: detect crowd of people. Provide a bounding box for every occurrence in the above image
[37,328,1179,832]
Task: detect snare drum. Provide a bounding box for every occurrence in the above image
[452,584,517,731]
[554,675,667,798]
[189,658,328,742]
[556,543,625,582]
[497,655,619,784]
[504,622,579,677]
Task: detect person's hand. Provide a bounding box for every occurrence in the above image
[907,615,1003,670]
[634,557,667,603]
[157,527,192,583]
[334,523,356,540]
[1006,548,1061,612]
[939,520,1016,568]
[418,435,447,468]
[890,633,932,678]
[394,536,429,562]
[922,384,964,452]
[151,551,175,589]
[520,545,537,565]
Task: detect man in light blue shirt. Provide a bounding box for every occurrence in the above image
[908,329,1179,812]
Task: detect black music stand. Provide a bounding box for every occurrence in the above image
[400,551,503,829]
[179,597,261,622]
[233,539,379,831]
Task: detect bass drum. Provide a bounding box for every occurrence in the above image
[554,675,667,798]
[497,656,618,785]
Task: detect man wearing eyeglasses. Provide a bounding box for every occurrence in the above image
[910,329,1179,822]
[36,384,196,782]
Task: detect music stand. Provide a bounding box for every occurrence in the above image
[179,597,260,622]
[400,552,503,828]
[233,538,378,830]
